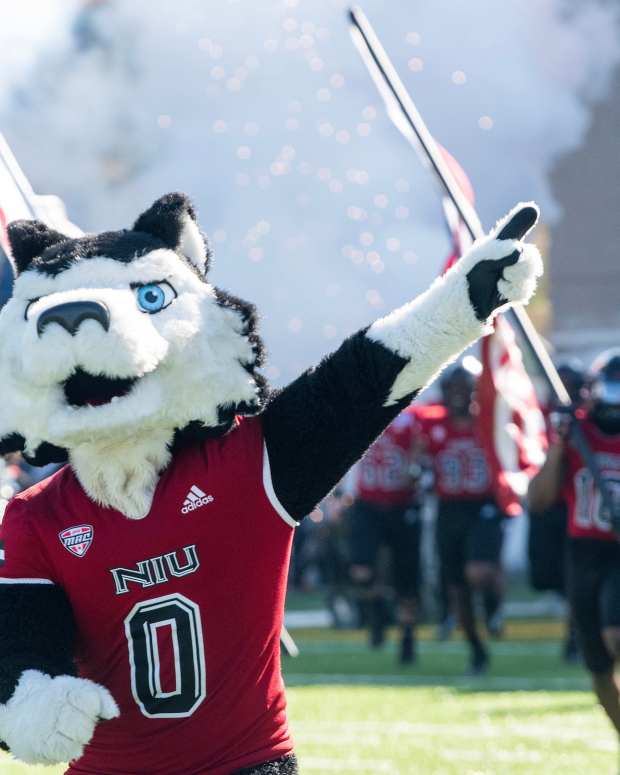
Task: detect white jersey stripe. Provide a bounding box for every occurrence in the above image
[262,442,298,528]
[0,578,54,585]
[190,485,206,498]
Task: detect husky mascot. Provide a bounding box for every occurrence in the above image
[0,193,541,774]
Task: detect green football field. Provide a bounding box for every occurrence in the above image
[1,621,616,775]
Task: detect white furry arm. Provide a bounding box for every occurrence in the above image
[0,670,119,765]
[367,252,487,405]
[263,202,542,519]
[367,202,543,405]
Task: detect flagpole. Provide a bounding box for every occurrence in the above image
[347,6,571,407]
[280,625,300,658]
[0,133,38,220]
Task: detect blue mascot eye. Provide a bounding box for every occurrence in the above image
[136,282,176,314]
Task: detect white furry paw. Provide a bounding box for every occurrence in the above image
[461,202,543,322]
[0,670,119,765]
[496,242,543,307]
[365,201,543,406]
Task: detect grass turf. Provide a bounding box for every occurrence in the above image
[1,623,615,774]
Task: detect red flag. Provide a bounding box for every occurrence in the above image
[437,146,546,515]
[438,146,474,273]
[0,206,8,254]
[478,317,547,516]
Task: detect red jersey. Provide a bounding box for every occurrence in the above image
[415,404,494,500]
[354,409,419,507]
[0,417,295,775]
[562,419,620,542]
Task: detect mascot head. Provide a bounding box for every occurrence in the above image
[0,193,267,516]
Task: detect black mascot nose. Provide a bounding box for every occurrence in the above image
[37,301,110,337]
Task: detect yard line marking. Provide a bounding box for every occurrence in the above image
[285,673,590,690]
[291,640,565,656]
[293,719,611,743]
[302,757,397,773]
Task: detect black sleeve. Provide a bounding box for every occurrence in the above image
[262,329,418,520]
[0,583,77,749]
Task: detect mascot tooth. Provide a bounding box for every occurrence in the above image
[0,193,542,774]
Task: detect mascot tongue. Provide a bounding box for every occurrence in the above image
[63,369,136,408]
[86,397,113,407]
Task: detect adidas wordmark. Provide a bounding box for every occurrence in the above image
[181,485,214,514]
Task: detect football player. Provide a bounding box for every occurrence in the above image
[528,350,620,738]
[348,409,423,663]
[527,361,585,661]
[416,361,506,674]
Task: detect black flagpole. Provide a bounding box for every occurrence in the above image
[347,6,571,407]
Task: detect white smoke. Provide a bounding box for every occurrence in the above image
[0,0,78,87]
[0,0,618,381]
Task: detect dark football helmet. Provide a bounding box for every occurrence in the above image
[440,357,480,417]
[587,349,620,434]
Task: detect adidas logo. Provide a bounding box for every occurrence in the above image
[181,485,214,514]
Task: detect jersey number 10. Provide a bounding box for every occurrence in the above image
[574,469,620,533]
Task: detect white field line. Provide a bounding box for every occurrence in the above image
[285,673,590,690]
[293,640,565,656]
[285,598,566,629]
[303,742,547,765]
[292,718,610,745]
[296,736,615,769]
[301,757,398,773]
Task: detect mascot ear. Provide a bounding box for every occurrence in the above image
[7,220,68,276]
[133,192,211,275]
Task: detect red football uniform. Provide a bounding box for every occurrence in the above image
[414,404,493,500]
[562,419,620,542]
[0,417,295,775]
[354,410,420,506]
